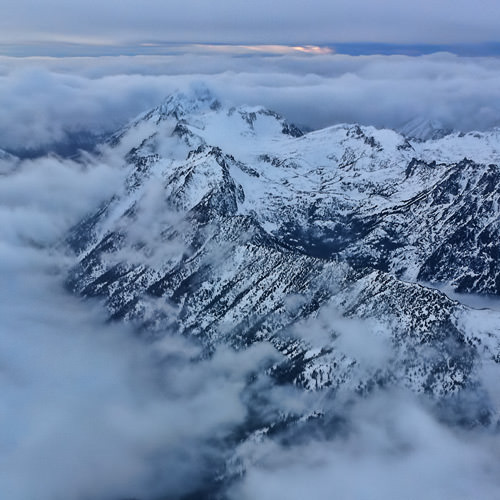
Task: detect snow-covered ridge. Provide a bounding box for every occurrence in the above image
[67,89,500,416]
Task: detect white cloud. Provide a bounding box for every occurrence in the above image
[1,53,500,153]
[231,392,500,500]
[0,152,280,499]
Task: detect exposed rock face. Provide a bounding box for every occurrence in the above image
[67,90,500,431]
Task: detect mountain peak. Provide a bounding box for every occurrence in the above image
[157,84,221,119]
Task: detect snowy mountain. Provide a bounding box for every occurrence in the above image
[65,89,500,491]
[398,116,454,141]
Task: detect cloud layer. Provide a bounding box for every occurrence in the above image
[0,153,281,499]
[231,392,500,500]
[1,52,500,153]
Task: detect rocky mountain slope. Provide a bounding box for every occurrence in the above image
[66,89,500,471]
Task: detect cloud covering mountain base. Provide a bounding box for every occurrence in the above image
[0,156,281,499]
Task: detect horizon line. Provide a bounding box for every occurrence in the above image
[2,41,500,58]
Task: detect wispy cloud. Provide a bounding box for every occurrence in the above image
[230,391,500,500]
[0,152,281,499]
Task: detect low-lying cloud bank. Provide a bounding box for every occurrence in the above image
[0,154,280,499]
[1,51,500,152]
[231,392,500,500]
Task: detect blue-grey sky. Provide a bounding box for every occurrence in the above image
[2,0,500,54]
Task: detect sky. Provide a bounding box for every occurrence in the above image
[2,0,500,55]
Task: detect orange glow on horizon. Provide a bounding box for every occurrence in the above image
[190,43,334,55]
[291,45,334,55]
